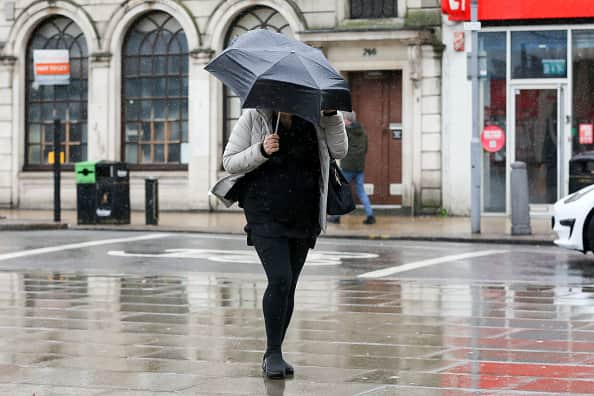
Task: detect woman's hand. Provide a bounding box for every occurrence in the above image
[262,133,280,156]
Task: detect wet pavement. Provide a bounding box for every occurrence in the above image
[0,230,592,395]
[0,208,556,243]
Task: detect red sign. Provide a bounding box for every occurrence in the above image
[442,0,594,21]
[35,63,70,75]
[442,0,470,21]
[481,125,505,152]
[579,124,593,144]
[453,32,465,52]
[480,0,594,20]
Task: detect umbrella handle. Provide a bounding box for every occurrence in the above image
[274,113,280,135]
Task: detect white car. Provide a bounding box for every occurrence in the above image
[553,185,594,252]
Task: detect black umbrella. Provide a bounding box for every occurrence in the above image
[205,29,351,125]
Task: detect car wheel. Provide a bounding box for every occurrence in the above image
[583,209,594,253]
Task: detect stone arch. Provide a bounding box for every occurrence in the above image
[205,0,307,51]
[103,0,201,54]
[5,0,99,57]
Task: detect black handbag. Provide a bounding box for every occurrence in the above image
[327,159,356,215]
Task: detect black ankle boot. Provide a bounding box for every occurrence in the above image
[262,353,286,379]
[283,359,294,376]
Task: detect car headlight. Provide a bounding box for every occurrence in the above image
[564,186,594,204]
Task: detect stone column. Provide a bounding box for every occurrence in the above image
[88,52,112,161]
[187,49,214,209]
[419,44,443,213]
[0,56,16,207]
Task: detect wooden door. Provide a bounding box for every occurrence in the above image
[350,70,402,205]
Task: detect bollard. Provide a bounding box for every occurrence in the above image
[145,177,159,225]
[53,118,61,223]
[511,162,532,235]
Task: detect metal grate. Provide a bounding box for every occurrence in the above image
[350,0,398,19]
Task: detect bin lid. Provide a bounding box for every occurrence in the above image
[570,151,594,162]
[75,161,98,168]
[75,161,97,184]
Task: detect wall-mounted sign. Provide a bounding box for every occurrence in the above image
[33,49,70,85]
[453,32,465,52]
[579,124,593,144]
[442,0,470,21]
[442,0,594,21]
[481,125,505,152]
[542,59,566,76]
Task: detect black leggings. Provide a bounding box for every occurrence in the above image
[252,235,310,356]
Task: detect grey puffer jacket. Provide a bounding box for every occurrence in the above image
[222,109,348,232]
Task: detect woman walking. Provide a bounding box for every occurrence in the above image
[222,109,347,379]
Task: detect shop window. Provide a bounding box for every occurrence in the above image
[350,0,398,19]
[511,31,567,79]
[480,32,507,212]
[122,12,189,167]
[572,30,594,155]
[25,16,88,168]
[222,7,292,155]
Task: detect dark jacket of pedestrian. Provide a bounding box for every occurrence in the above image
[339,121,367,173]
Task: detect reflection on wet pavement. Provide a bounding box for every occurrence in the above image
[0,272,593,395]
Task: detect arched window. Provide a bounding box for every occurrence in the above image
[122,11,189,167]
[223,7,292,149]
[25,16,88,167]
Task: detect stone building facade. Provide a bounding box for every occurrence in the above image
[0,0,443,214]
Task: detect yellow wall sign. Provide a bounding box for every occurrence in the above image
[48,151,65,164]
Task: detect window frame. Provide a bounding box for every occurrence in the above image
[349,0,399,20]
[121,11,190,170]
[24,16,88,171]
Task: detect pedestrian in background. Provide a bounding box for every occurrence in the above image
[328,111,376,225]
[223,109,347,379]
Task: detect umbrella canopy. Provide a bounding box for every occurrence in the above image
[205,29,351,125]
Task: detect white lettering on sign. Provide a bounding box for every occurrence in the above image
[449,0,467,11]
[108,249,379,267]
[33,49,70,85]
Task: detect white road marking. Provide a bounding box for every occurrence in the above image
[357,249,509,279]
[108,248,379,267]
[0,234,171,261]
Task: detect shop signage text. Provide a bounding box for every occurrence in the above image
[481,125,505,152]
[442,0,469,21]
[442,0,594,21]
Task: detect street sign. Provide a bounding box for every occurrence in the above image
[48,151,65,165]
[542,59,566,76]
[481,125,506,152]
[33,49,70,85]
[463,21,481,31]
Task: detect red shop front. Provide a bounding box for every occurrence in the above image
[442,0,594,213]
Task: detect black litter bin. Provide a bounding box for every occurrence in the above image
[569,151,594,194]
[75,161,130,225]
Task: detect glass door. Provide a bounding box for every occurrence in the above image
[512,87,561,208]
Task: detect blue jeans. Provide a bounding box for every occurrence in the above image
[342,170,373,217]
